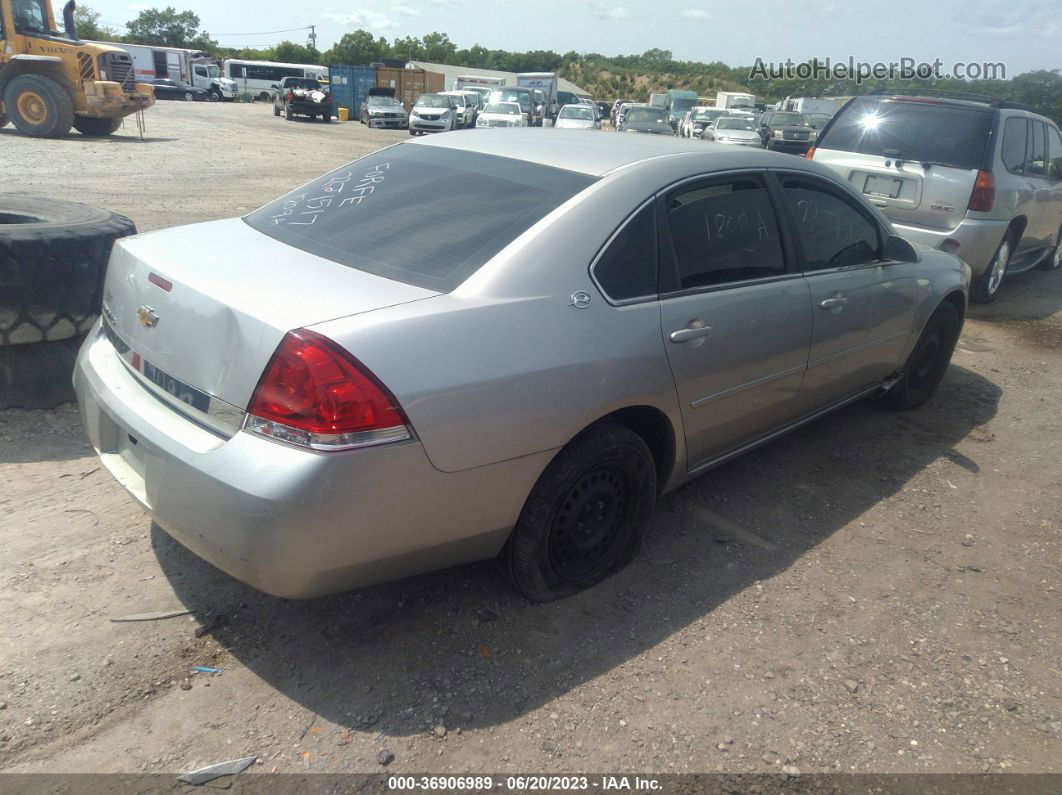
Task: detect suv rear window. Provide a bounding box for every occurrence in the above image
[245,145,596,291]
[816,98,993,170]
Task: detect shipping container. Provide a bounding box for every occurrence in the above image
[376,67,444,110]
[328,64,377,119]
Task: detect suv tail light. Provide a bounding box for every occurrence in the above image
[244,329,411,451]
[804,147,816,160]
[968,170,995,212]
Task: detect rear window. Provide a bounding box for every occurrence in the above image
[817,98,993,170]
[245,145,596,292]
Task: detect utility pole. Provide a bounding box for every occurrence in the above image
[308,25,316,50]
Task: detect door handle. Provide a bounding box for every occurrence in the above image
[819,297,849,310]
[669,323,712,343]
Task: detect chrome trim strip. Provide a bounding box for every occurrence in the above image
[100,316,245,437]
[690,363,807,409]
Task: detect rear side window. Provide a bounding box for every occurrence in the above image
[1001,117,1028,175]
[593,203,656,301]
[816,98,992,170]
[666,176,785,289]
[781,178,881,271]
[1026,121,1047,176]
[245,146,595,292]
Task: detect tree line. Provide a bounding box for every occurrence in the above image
[75,6,1061,123]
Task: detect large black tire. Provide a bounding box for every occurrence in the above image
[0,335,83,409]
[273,103,280,117]
[1038,225,1062,271]
[3,74,75,138]
[971,231,1014,304]
[73,116,122,136]
[0,195,136,346]
[285,105,293,121]
[500,422,657,602]
[0,112,8,129]
[880,302,961,411]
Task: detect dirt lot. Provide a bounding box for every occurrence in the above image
[1,101,1060,779]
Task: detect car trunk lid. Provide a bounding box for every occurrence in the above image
[101,218,438,416]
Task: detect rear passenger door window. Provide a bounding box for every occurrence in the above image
[1001,117,1028,175]
[592,202,657,302]
[664,175,786,290]
[780,178,881,270]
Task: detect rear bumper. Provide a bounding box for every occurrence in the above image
[892,218,1008,275]
[766,138,811,152]
[73,322,549,598]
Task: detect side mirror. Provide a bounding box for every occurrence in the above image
[883,235,918,263]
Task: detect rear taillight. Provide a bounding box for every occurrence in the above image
[287,91,294,102]
[804,147,816,160]
[968,170,995,212]
[244,329,410,451]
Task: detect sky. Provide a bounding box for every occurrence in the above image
[82,0,1056,75]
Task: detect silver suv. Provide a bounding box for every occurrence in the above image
[811,94,1062,302]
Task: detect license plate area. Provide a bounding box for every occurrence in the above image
[863,174,904,199]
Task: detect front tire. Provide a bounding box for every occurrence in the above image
[1038,225,1062,271]
[500,422,656,602]
[72,116,122,136]
[273,103,280,117]
[3,75,74,138]
[971,232,1014,303]
[880,302,961,410]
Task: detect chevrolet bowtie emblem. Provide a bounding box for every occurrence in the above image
[136,305,160,328]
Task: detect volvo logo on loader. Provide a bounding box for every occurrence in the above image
[136,305,159,328]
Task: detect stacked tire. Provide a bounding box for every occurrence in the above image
[0,196,136,408]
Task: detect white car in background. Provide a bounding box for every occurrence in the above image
[554,104,599,130]
[476,102,527,128]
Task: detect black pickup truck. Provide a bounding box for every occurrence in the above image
[272,77,333,122]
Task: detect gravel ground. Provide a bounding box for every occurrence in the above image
[0,101,1060,779]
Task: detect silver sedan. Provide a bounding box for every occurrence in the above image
[75,131,969,601]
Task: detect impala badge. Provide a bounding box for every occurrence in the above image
[136,305,159,328]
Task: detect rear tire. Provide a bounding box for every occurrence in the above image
[1038,225,1062,271]
[3,75,74,138]
[880,302,961,410]
[0,112,8,129]
[73,116,122,136]
[285,105,293,121]
[500,422,656,602]
[273,103,280,117]
[184,92,193,102]
[971,232,1014,303]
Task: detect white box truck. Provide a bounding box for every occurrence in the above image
[715,91,756,111]
[93,41,238,100]
[781,96,849,115]
[455,74,507,90]
[517,72,558,123]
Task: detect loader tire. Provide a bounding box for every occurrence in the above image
[0,195,136,346]
[0,335,83,409]
[73,116,123,136]
[3,75,75,138]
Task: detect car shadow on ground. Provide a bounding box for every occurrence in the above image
[155,363,1000,739]
[0,129,178,143]
[968,262,1061,324]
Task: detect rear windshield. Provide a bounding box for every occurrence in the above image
[817,98,993,170]
[627,107,666,123]
[245,145,596,292]
[560,106,594,120]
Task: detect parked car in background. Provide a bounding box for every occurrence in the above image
[409,93,461,134]
[489,87,536,126]
[475,101,527,128]
[702,115,762,146]
[662,89,699,129]
[805,112,833,130]
[619,105,672,134]
[440,91,477,129]
[147,79,210,102]
[554,104,600,130]
[74,132,968,603]
[756,111,816,153]
[611,98,633,125]
[273,76,332,121]
[359,88,408,129]
[596,101,612,120]
[459,85,494,107]
[811,93,1062,302]
[677,107,729,138]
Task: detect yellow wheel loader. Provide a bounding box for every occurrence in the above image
[0,0,154,137]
